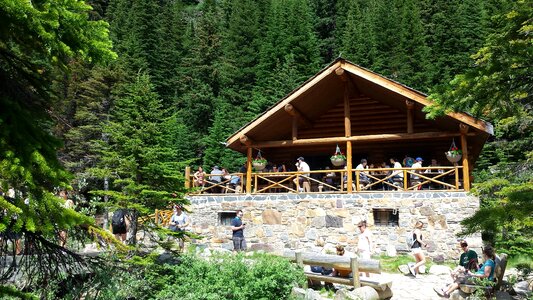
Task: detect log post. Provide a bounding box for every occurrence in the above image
[406,99,414,134]
[292,116,298,141]
[155,209,159,225]
[184,166,191,189]
[351,257,360,288]
[344,79,353,193]
[246,147,252,194]
[403,169,408,190]
[460,124,470,191]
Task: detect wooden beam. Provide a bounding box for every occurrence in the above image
[284,104,313,128]
[460,124,470,191]
[251,132,475,148]
[283,250,381,273]
[406,99,414,134]
[246,147,252,194]
[240,135,253,146]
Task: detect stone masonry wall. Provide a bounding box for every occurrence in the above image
[187,192,482,261]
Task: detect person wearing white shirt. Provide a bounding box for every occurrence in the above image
[293,157,311,192]
[388,158,403,189]
[356,159,370,185]
[357,220,373,276]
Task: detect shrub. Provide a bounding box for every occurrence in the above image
[44,252,306,300]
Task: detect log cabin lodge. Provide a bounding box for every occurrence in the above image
[184,58,492,259]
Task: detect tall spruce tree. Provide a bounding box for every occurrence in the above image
[93,74,185,245]
[0,0,116,291]
[426,0,532,255]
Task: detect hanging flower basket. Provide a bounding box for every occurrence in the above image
[445,140,462,163]
[252,159,267,171]
[330,144,346,167]
[445,152,462,163]
[252,151,267,170]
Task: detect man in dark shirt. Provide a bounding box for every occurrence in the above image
[450,240,478,281]
[231,210,246,252]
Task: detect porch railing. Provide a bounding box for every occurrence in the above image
[185,166,463,195]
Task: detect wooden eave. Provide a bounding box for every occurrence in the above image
[226,58,493,162]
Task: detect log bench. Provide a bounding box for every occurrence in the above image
[459,253,508,297]
[284,250,393,299]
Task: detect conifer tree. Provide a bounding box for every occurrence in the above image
[93,74,185,245]
[0,0,116,289]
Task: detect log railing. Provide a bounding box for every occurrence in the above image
[185,166,463,195]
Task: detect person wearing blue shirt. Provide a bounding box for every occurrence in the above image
[436,245,496,298]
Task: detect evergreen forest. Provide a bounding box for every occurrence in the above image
[0,0,531,298]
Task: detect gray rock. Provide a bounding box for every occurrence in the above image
[311,216,326,228]
[335,286,379,300]
[326,215,343,228]
[291,287,307,300]
[513,280,533,296]
[305,288,323,300]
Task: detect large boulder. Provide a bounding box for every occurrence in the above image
[335,286,379,300]
[513,280,533,297]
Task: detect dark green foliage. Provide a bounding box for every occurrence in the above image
[427,0,532,256]
[49,253,306,300]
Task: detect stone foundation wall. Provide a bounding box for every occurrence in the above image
[187,192,482,261]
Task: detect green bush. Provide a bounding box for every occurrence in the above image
[43,252,305,300]
[153,253,306,300]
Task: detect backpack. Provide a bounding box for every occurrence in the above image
[112,209,126,227]
[406,232,415,248]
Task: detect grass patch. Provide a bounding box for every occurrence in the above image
[376,254,457,273]
[377,254,415,273]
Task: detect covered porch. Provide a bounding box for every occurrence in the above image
[185,58,492,195]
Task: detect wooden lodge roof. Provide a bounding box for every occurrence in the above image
[226,58,493,165]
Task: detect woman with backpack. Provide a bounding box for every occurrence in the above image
[409,221,428,278]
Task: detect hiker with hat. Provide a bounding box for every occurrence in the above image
[293,157,311,192]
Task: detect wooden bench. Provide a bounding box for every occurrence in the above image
[459,253,508,296]
[284,250,393,299]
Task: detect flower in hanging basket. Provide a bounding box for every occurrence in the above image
[445,147,462,157]
[330,153,346,160]
[252,158,267,165]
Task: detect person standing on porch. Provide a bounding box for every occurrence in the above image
[293,157,311,192]
[231,210,246,252]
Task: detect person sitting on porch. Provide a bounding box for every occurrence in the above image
[424,158,444,173]
[193,166,206,188]
[388,158,403,188]
[293,157,311,192]
[209,166,224,193]
[356,159,371,188]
